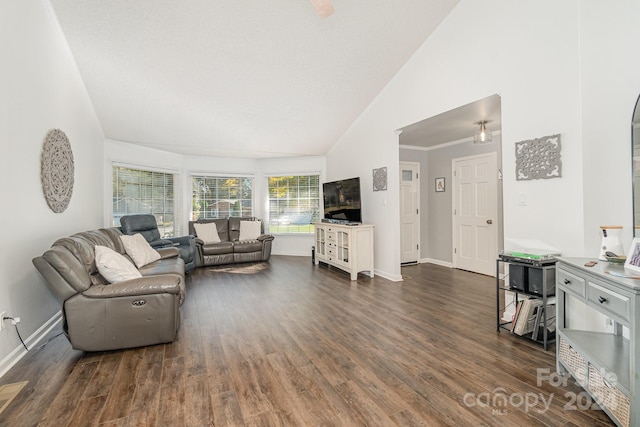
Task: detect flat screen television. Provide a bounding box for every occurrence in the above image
[322,177,362,223]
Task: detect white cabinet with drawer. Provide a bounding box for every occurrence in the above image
[314,223,374,280]
[556,257,640,427]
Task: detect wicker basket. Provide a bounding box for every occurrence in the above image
[588,364,630,427]
[558,336,587,385]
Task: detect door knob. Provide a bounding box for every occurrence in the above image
[486,219,493,224]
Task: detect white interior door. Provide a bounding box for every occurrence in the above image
[452,153,498,276]
[400,162,420,264]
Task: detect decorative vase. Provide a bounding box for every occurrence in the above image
[599,225,624,260]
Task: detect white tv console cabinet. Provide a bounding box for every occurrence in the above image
[555,257,640,427]
[314,222,374,280]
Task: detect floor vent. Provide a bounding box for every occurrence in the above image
[0,381,28,415]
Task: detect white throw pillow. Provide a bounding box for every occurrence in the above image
[239,220,262,241]
[95,245,142,283]
[193,222,221,244]
[119,233,161,268]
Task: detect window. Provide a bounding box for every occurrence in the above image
[268,175,320,234]
[112,166,176,237]
[192,175,253,220]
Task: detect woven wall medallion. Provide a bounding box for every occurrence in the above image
[515,134,562,181]
[373,167,387,191]
[41,129,74,213]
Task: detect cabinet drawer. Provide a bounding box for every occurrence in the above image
[587,282,630,323]
[588,363,630,427]
[558,336,587,385]
[556,268,586,298]
[327,248,335,256]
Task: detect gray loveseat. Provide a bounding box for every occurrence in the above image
[188,217,274,267]
[32,227,185,352]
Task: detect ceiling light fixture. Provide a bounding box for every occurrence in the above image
[309,0,335,17]
[474,120,492,144]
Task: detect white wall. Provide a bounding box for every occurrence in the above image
[580,1,640,257]
[327,125,403,281]
[329,0,640,279]
[0,0,104,373]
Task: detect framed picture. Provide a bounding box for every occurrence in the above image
[435,177,445,192]
[625,237,640,273]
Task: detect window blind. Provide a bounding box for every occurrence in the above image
[267,175,320,234]
[112,166,177,237]
[191,175,253,220]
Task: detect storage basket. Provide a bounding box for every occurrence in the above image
[588,364,630,427]
[558,336,587,385]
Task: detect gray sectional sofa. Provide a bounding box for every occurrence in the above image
[32,217,273,352]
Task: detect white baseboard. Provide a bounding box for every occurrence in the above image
[271,251,310,257]
[423,258,453,268]
[0,311,62,378]
[375,269,403,282]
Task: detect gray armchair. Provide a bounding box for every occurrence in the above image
[120,215,196,273]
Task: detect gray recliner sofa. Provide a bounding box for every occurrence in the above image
[32,227,185,352]
[188,217,274,267]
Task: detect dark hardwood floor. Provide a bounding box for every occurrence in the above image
[0,256,615,426]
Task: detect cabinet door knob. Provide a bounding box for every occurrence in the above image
[598,296,607,304]
[564,279,571,285]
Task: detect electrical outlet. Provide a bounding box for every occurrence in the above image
[0,311,5,331]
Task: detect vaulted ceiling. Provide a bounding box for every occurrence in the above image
[50,0,459,158]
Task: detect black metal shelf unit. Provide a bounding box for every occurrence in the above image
[496,254,557,351]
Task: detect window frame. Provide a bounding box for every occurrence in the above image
[111,162,181,237]
[266,173,321,236]
[190,172,255,220]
